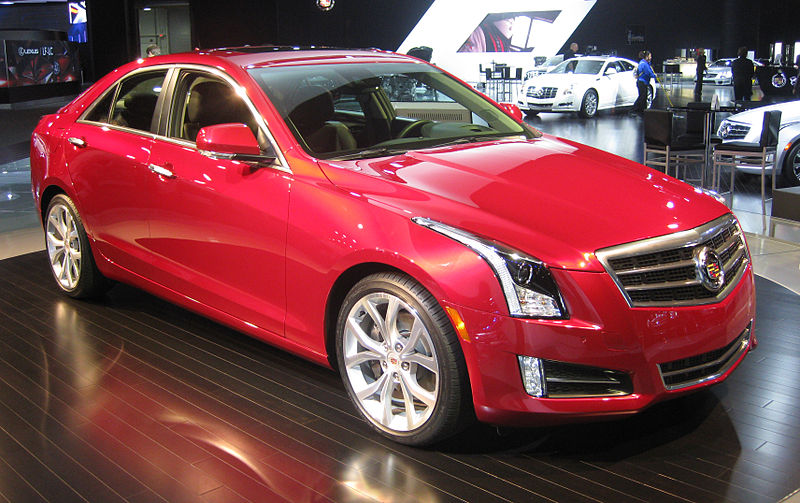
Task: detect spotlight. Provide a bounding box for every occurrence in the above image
[316,0,334,11]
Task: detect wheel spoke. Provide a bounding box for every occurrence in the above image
[397,373,418,430]
[403,352,438,374]
[379,375,395,425]
[361,297,388,341]
[383,296,400,345]
[355,371,389,401]
[344,349,382,368]
[403,373,436,408]
[346,316,385,355]
[402,318,424,356]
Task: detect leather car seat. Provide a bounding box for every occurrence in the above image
[185,81,259,143]
[288,85,356,154]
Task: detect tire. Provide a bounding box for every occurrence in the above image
[335,272,471,445]
[782,141,800,187]
[44,194,110,298]
[524,110,540,118]
[578,89,598,118]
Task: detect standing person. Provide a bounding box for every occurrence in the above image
[564,42,578,60]
[731,46,755,102]
[632,50,656,114]
[694,48,707,101]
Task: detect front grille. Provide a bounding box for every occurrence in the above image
[596,215,749,307]
[542,360,632,398]
[527,87,558,99]
[721,123,750,140]
[658,323,751,390]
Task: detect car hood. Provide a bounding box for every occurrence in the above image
[525,73,598,87]
[726,99,800,126]
[318,136,729,272]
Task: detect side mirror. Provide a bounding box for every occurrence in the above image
[196,123,275,163]
[497,102,524,122]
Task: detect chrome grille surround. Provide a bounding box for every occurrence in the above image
[595,215,749,307]
[527,87,558,99]
[658,323,751,390]
[718,122,750,140]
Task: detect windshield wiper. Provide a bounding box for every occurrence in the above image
[327,147,409,160]
[426,133,523,149]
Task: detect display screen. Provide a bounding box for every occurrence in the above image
[397,0,596,81]
[458,11,560,53]
[68,2,88,43]
[4,40,81,87]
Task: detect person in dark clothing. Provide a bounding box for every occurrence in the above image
[731,46,755,101]
[694,48,706,101]
[563,42,578,60]
[632,50,656,113]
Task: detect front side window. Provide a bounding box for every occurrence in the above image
[107,70,167,132]
[248,61,532,158]
[551,60,604,75]
[168,70,260,143]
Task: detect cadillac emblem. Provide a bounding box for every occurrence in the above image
[695,247,725,292]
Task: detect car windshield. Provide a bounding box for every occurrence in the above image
[550,59,603,75]
[248,61,532,159]
[710,60,731,68]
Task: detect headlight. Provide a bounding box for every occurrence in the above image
[525,70,535,80]
[718,120,730,138]
[413,218,566,319]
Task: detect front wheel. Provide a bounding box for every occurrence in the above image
[336,272,471,445]
[45,194,109,298]
[782,141,800,186]
[578,89,598,118]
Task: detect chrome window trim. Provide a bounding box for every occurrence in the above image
[76,63,291,174]
[595,214,749,307]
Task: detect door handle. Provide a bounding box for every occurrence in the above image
[68,137,87,148]
[148,163,176,178]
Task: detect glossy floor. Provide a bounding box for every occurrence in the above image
[1,252,799,502]
[1,82,800,502]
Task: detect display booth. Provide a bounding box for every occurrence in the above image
[0,30,81,104]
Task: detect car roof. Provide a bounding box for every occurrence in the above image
[145,46,420,69]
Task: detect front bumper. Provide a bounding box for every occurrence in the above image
[448,264,756,427]
[517,95,576,113]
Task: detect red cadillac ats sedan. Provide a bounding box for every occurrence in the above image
[30,47,756,445]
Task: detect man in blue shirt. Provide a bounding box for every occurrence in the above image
[633,50,656,114]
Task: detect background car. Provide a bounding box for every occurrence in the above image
[699,58,764,85]
[516,56,656,118]
[30,47,754,446]
[717,99,800,186]
[523,54,564,80]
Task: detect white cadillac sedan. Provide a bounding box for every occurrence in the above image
[717,99,800,186]
[516,56,656,118]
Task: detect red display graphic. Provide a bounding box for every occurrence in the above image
[0,49,7,88]
[3,40,81,87]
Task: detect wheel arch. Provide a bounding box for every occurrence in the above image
[39,184,68,225]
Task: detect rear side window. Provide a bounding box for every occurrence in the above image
[107,70,168,132]
[84,90,115,123]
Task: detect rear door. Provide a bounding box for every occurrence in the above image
[65,68,168,273]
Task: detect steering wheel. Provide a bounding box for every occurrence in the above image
[396,120,433,139]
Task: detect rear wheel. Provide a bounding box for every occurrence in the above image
[45,194,109,298]
[578,89,598,118]
[336,272,471,445]
[782,141,800,186]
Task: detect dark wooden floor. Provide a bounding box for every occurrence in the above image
[0,251,798,503]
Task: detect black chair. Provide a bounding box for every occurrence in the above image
[643,110,705,179]
[712,110,781,213]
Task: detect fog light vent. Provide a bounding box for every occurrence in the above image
[519,357,633,398]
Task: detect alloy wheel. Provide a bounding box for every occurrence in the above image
[342,292,440,433]
[46,201,82,291]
